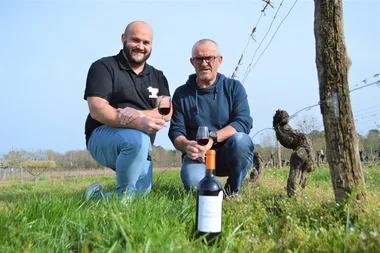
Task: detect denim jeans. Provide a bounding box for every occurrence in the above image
[87,125,153,196]
[181,132,254,195]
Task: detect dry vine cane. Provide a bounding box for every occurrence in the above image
[250,151,265,184]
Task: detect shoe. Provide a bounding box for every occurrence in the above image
[230,191,242,201]
[223,189,241,201]
[84,182,102,200]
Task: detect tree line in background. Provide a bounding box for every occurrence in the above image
[0,146,182,171]
[0,128,378,171]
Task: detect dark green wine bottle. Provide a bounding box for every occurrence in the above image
[196,149,223,243]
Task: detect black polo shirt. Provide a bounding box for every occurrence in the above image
[84,50,170,145]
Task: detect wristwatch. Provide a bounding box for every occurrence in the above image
[209,131,218,144]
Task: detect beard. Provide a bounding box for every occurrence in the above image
[198,74,213,81]
[123,42,151,66]
[197,69,214,82]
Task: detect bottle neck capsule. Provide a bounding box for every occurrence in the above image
[206,150,216,169]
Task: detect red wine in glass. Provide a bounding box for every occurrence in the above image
[197,126,209,159]
[158,107,170,116]
[197,138,209,146]
[156,96,171,126]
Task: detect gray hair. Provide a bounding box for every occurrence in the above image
[191,39,221,56]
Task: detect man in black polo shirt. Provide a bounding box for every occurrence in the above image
[83,21,171,199]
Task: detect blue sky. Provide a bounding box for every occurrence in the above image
[0,0,379,154]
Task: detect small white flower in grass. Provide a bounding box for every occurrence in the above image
[369,231,378,238]
[360,232,367,241]
[248,237,259,245]
[268,226,273,235]
[349,226,355,232]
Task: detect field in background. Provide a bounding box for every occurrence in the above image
[0,167,177,183]
[0,165,379,252]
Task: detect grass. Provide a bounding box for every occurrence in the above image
[0,165,379,252]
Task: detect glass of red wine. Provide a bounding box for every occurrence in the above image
[196,126,209,158]
[156,96,171,126]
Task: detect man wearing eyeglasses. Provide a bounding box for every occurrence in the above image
[83,21,171,200]
[168,39,254,197]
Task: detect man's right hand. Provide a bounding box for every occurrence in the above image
[185,140,206,161]
[137,116,165,134]
[117,107,142,125]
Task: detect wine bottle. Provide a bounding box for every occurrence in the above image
[196,149,223,243]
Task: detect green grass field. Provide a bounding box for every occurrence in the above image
[1,166,379,252]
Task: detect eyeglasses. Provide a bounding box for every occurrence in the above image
[192,56,220,64]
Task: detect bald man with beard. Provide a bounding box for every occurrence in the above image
[83,21,171,200]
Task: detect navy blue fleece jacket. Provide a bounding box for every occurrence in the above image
[168,73,252,145]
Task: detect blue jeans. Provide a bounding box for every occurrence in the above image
[87,125,153,196]
[181,132,254,194]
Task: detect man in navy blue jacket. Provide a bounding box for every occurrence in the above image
[168,39,254,197]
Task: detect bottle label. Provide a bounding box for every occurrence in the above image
[197,191,223,232]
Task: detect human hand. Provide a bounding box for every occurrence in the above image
[185,141,206,161]
[137,116,165,134]
[117,107,142,126]
[196,139,214,163]
[204,138,214,152]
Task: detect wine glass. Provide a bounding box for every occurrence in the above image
[196,126,209,158]
[156,96,171,126]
